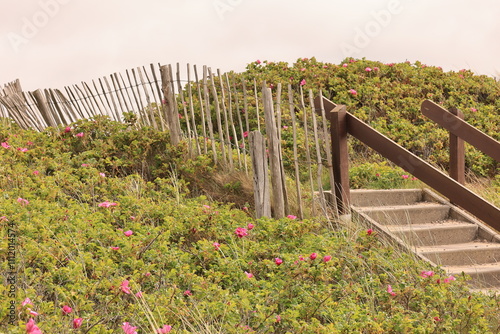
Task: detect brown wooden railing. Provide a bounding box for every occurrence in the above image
[315,97,500,231]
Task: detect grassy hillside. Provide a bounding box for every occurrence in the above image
[1,114,499,333]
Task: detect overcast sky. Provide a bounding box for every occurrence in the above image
[1,0,499,91]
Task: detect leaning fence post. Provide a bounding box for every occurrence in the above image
[160,65,181,146]
[449,107,465,185]
[263,86,285,219]
[330,105,351,216]
[249,131,271,218]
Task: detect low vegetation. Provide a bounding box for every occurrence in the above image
[1,58,499,333]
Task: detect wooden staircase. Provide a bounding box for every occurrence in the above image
[349,188,500,290]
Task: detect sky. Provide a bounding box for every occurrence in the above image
[0,0,499,91]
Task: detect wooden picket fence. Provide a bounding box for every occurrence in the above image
[0,63,338,221]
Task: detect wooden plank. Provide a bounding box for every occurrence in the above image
[242,78,250,133]
[232,75,248,173]
[253,78,260,131]
[150,64,166,130]
[55,89,79,123]
[82,82,107,115]
[330,105,351,215]
[225,73,242,168]
[203,66,217,163]
[318,90,336,209]
[288,84,303,219]
[187,64,201,155]
[66,85,86,119]
[208,67,227,165]
[32,89,57,127]
[150,64,164,105]
[46,89,68,125]
[103,77,123,122]
[0,93,34,129]
[97,78,115,119]
[449,107,465,184]
[249,131,271,218]
[168,64,182,135]
[300,86,316,216]
[112,73,131,115]
[263,85,285,218]
[310,89,327,215]
[19,92,42,129]
[138,66,156,129]
[125,70,142,115]
[143,66,161,113]
[136,67,154,126]
[346,107,500,230]
[160,65,181,146]
[120,72,136,114]
[194,65,208,154]
[422,100,500,162]
[73,84,94,118]
[131,69,148,126]
[176,63,192,152]
[275,83,288,213]
[217,69,233,169]
[80,82,101,119]
[109,74,128,121]
[88,80,108,118]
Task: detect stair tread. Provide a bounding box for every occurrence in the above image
[417,241,500,253]
[354,202,446,211]
[470,288,500,295]
[385,220,474,231]
[444,262,500,274]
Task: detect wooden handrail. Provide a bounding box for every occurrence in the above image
[315,96,500,230]
[421,100,500,162]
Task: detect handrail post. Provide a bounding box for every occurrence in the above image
[330,105,351,216]
[449,107,465,184]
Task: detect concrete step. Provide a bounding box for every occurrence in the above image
[356,203,450,225]
[386,220,478,246]
[417,242,500,266]
[469,287,500,295]
[446,263,500,289]
[350,188,424,207]
[349,187,500,288]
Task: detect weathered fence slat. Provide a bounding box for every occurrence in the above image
[176,63,192,154]
[253,79,261,132]
[187,64,202,155]
[160,65,181,146]
[203,66,217,163]
[309,89,327,216]
[318,90,337,211]
[65,85,85,119]
[72,84,93,119]
[32,89,57,128]
[208,67,227,166]
[288,84,303,219]
[224,73,242,169]
[138,66,157,129]
[242,78,250,134]
[249,131,271,218]
[300,86,316,216]
[217,69,233,169]
[232,75,248,174]
[125,70,142,116]
[149,64,166,130]
[46,89,68,125]
[194,65,208,154]
[263,85,285,219]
